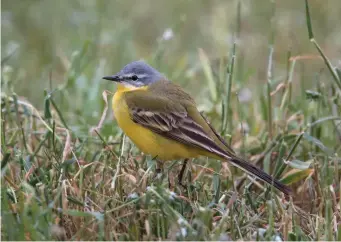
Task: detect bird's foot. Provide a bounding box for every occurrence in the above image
[152,167,165,184]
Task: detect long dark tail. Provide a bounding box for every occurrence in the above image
[199,112,291,196]
[229,156,291,196]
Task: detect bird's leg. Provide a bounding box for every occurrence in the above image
[156,160,163,176]
[153,159,164,182]
[178,159,188,188]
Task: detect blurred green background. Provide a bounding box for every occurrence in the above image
[2,0,341,126]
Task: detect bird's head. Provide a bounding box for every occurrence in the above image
[103,60,165,88]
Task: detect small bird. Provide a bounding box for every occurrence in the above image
[103,61,291,195]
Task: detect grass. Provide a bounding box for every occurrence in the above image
[1,0,341,241]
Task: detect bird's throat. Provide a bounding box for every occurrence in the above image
[116,83,148,93]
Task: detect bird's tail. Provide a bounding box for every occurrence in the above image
[228,156,291,196]
[199,112,291,196]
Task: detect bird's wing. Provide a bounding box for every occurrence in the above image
[124,90,230,158]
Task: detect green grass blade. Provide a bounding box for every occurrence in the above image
[198,48,217,102]
[304,0,314,40]
[304,0,341,89]
[311,40,341,89]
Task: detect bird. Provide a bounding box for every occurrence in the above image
[103,60,291,195]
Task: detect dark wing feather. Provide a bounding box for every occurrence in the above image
[130,107,230,158]
[199,112,236,155]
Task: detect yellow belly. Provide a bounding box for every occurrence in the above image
[112,87,200,161]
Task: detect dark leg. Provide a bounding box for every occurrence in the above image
[156,160,163,175]
[153,159,164,182]
[178,159,188,188]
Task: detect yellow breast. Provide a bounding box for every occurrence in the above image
[112,84,200,160]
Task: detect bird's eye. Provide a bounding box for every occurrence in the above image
[131,75,138,81]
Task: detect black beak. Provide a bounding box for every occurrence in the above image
[102,75,121,82]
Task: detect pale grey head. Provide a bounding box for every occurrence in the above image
[103,60,165,87]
